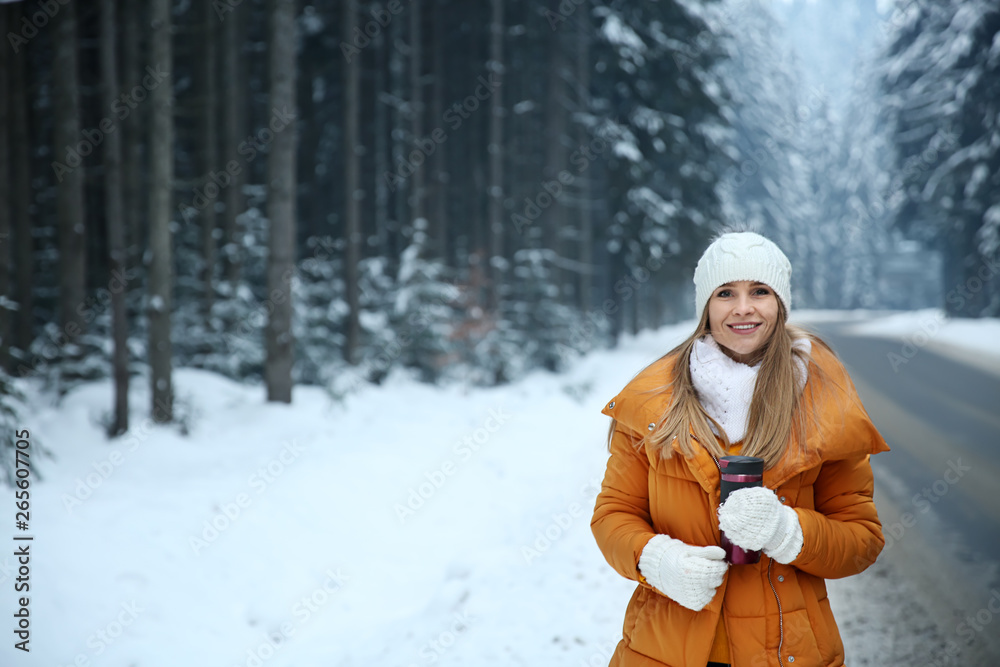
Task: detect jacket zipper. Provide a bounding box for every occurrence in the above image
[709,448,786,665]
[707,443,787,664]
[767,558,784,665]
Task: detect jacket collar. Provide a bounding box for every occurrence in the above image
[601,342,887,492]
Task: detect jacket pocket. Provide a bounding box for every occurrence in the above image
[801,573,844,663]
[625,587,709,666]
[780,608,827,666]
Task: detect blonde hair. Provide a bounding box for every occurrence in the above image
[607,301,840,469]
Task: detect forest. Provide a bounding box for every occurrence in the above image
[0,0,997,451]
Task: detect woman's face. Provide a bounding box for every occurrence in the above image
[707,281,779,364]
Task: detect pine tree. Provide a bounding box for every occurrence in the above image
[880,0,1000,316]
[589,1,728,332]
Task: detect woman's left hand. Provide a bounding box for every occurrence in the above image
[717,486,803,564]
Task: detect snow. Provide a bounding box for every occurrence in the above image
[839,308,1000,367]
[612,139,642,163]
[7,310,1000,665]
[599,13,646,53]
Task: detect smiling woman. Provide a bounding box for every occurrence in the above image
[591,231,890,667]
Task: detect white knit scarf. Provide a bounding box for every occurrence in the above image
[689,334,811,444]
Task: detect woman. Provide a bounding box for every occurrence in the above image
[591,232,889,667]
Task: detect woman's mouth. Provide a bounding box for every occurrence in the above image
[728,322,761,335]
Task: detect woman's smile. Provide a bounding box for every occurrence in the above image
[727,322,762,334]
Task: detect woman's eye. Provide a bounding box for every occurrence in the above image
[717,290,731,297]
[755,288,770,295]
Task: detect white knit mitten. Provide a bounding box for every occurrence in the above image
[638,534,728,611]
[717,486,803,564]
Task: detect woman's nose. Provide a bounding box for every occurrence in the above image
[733,295,755,314]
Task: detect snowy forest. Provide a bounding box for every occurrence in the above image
[0,0,998,443]
[2,1,1000,665]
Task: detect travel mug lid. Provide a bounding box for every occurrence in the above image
[718,455,764,476]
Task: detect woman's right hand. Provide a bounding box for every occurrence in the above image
[638,534,728,612]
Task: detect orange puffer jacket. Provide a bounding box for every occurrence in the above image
[591,342,889,667]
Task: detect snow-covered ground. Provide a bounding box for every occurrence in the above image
[3,309,998,666]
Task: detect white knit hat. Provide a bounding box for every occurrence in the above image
[693,232,791,317]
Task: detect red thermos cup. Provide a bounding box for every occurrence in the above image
[718,455,765,565]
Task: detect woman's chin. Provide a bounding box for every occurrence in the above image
[717,338,764,362]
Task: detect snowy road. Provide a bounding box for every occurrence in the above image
[809,321,1000,666]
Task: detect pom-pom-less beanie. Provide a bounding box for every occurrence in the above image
[694,232,792,318]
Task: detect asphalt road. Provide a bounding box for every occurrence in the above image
[809,321,1000,665]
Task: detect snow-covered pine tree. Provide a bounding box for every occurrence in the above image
[0,369,42,487]
[387,222,459,383]
[506,243,581,374]
[292,236,344,387]
[589,0,728,334]
[712,0,820,305]
[880,0,1000,316]
[174,191,269,383]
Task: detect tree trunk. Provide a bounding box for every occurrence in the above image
[201,2,219,319]
[343,0,361,366]
[122,0,144,277]
[373,7,390,262]
[544,0,567,295]
[221,4,246,290]
[575,2,592,313]
[10,3,32,359]
[101,0,129,436]
[53,0,87,348]
[390,6,407,271]
[0,9,10,372]
[487,0,504,310]
[409,0,426,232]
[468,22,485,277]
[148,0,174,422]
[430,0,448,265]
[265,0,298,403]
